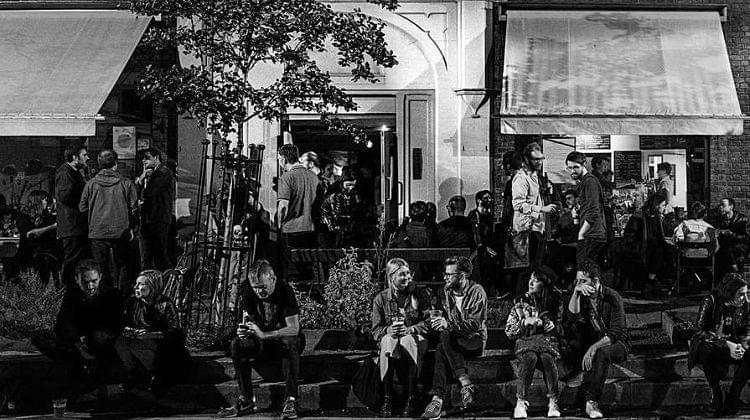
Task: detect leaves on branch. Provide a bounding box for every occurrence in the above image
[131,0,399,141]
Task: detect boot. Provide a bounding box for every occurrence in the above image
[380,394,393,418]
[708,388,724,417]
[402,395,415,418]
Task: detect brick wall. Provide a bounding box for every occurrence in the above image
[491,0,750,213]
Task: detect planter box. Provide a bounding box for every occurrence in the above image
[662,310,697,347]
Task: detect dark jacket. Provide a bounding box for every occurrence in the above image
[55,163,87,238]
[502,177,515,231]
[436,216,477,250]
[438,281,488,350]
[123,295,184,340]
[711,211,750,246]
[568,285,630,352]
[576,173,607,241]
[54,285,123,347]
[79,169,139,239]
[320,190,357,233]
[141,165,175,226]
[371,284,431,342]
[689,293,750,369]
[393,220,438,248]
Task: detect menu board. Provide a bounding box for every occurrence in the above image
[639,136,690,149]
[577,135,611,150]
[614,151,641,185]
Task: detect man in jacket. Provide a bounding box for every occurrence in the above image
[79,150,138,290]
[420,256,487,420]
[54,259,122,403]
[566,152,607,267]
[136,147,175,271]
[55,145,90,287]
[567,260,630,419]
[711,198,750,279]
[436,196,476,250]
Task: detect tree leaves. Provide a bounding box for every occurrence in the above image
[131,0,399,140]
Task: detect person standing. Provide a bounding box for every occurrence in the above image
[565,152,607,267]
[512,143,558,267]
[218,260,303,419]
[136,147,176,271]
[420,257,487,420]
[56,145,90,287]
[436,196,476,250]
[276,144,319,283]
[79,150,138,290]
[567,261,630,419]
[656,162,675,215]
[469,190,502,295]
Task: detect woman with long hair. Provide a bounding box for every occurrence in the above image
[370,258,431,417]
[320,166,359,247]
[14,190,59,285]
[116,269,190,395]
[689,273,750,416]
[505,266,564,418]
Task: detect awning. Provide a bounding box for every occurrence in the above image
[0,10,150,136]
[499,10,745,135]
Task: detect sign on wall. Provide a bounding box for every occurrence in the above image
[577,135,611,150]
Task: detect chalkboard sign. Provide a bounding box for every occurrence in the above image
[577,135,611,150]
[640,136,690,149]
[614,151,641,184]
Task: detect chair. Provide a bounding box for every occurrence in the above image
[672,239,717,296]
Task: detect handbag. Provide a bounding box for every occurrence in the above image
[504,229,530,269]
[351,356,382,411]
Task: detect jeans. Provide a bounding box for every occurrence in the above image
[697,341,750,409]
[281,232,317,282]
[430,330,483,398]
[90,236,129,290]
[517,351,559,399]
[140,222,172,271]
[580,342,628,402]
[115,336,158,373]
[61,235,89,287]
[230,335,302,400]
[576,239,607,267]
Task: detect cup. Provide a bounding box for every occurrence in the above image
[52,398,66,418]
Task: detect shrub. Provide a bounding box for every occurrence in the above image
[298,249,380,332]
[0,271,62,339]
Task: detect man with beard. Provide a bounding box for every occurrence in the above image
[218,260,303,419]
[567,260,629,419]
[420,256,487,420]
[512,143,558,267]
[55,145,90,287]
[565,152,607,267]
[136,147,175,271]
[711,197,750,279]
[53,259,123,405]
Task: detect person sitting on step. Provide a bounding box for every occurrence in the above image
[420,256,487,420]
[688,272,750,417]
[371,258,431,417]
[567,260,630,419]
[505,266,564,418]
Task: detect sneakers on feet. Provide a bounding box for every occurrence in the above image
[547,398,561,418]
[585,400,603,419]
[281,397,299,419]
[420,397,443,420]
[513,399,529,419]
[217,396,257,418]
[460,384,475,408]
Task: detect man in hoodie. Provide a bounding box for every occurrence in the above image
[79,150,138,290]
[55,145,90,287]
[136,147,175,271]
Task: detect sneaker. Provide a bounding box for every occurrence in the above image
[380,394,392,418]
[547,398,561,418]
[217,396,257,418]
[585,400,603,419]
[460,384,475,408]
[420,397,443,420]
[513,399,529,419]
[281,397,299,419]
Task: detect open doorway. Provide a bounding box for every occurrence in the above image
[286,116,397,247]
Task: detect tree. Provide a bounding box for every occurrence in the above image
[131,0,399,141]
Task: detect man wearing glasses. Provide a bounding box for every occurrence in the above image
[565,151,608,267]
[512,142,558,268]
[420,256,487,420]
